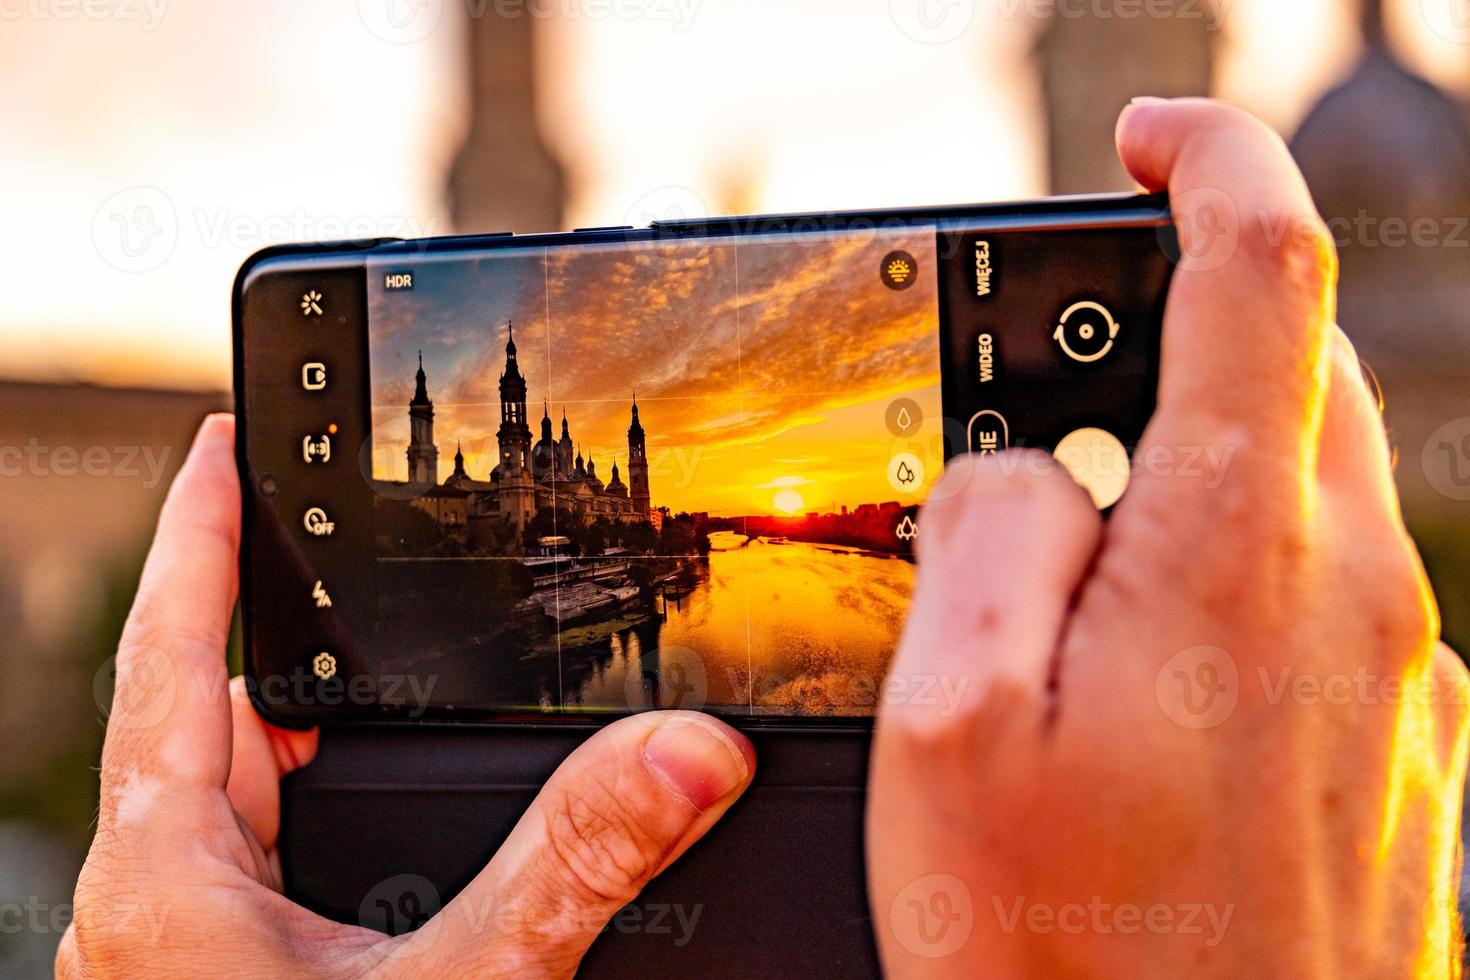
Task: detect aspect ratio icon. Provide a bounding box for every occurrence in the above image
[303,507,335,537]
[302,430,334,464]
[301,362,327,391]
[1053,301,1120,363]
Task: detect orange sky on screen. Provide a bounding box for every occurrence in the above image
[370,230,944,517]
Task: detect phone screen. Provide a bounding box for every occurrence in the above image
[362,227,943,716]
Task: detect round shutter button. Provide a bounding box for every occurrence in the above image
[1053,427,1130,509]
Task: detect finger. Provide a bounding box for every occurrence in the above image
[887,451,1102,718]
[226,676,319,854]
[868,453,1100,975]
[99,414,239,831]
[1318,327,1396,508]
[394,711,754,975]
[1116,98,1337,496]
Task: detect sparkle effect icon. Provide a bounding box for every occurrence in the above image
[312,651,337,680]
[300,290,324,317]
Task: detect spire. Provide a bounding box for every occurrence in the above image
[452,441,467,477]
[411,350,431,407]
[560,407,570,440]
[505,318,516,356]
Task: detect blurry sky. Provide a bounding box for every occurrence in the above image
[1,0,1466,392]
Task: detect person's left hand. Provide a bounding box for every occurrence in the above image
[58,414,756,978]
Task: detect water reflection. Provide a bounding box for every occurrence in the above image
[566,531,913,715]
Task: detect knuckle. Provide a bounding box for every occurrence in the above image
[1354,537,1439,658]
[878,677,1036,768]
[54,925,80,980]
[1239,206,1339,303]
[68,874,139,976]
[1433,645,1470,727]
[921,451,1080,555]
[539,778,662,905]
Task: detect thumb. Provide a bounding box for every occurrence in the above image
[393,711,754,975]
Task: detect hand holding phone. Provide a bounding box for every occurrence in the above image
[59,414,757,978]
[869,99,1468,978]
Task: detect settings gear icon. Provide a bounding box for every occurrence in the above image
[312,651,338,680]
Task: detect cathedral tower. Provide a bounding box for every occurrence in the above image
[557,409,574,476]
[495,320,532,474]
[406,352,438,487]
[627,394,650,516]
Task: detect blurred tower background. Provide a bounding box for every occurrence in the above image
[448,12,565,234]
[1036,1,1219,193]
[1290,0,1470,523]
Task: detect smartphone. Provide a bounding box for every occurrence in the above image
[234,193,1175,729]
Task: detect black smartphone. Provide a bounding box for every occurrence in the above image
[233,193,1175,729]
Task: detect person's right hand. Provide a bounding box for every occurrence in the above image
[869,98,1470,977]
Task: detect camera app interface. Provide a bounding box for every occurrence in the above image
[364,229,943,716]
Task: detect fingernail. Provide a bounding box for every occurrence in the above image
[642,716,750,811]
[1130,95,1167,106]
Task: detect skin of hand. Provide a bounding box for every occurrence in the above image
[868,98,1470,978]
[56,413,755,978]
